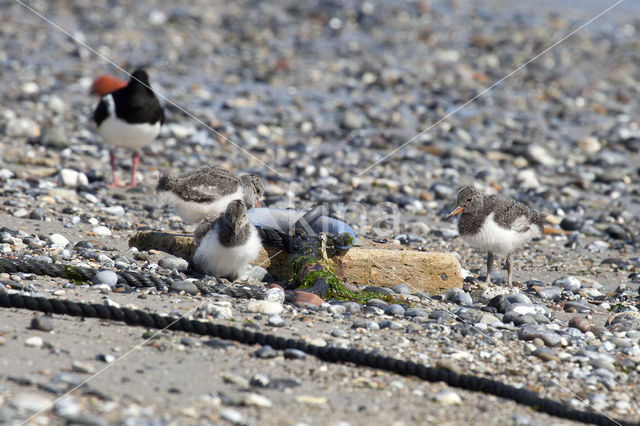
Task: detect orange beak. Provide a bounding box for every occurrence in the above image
[448,206,464,218]
[255,200,261,208]
[90,75,127,96]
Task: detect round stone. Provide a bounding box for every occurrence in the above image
[158,256,189,272]
[92,226,112,237]
[92,270,119,287]
[48,233,69,246]
[171,280,199,295]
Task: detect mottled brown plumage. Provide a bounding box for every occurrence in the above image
[157,167,264,223]
[449,186,545,287]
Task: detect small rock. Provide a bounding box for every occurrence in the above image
[29,208,47,221]
[247,300,283,314]
[59,169,89,188]
[242,393,272,408]
[48,233,69,246]
[25,336,43,348]
[158,256,189,272]
[292,291,323,307]
[92,226,112,237]
[284,348,306,359]
[92,270,119,287]
[432,390,462,405]
[264,287,285,303]
[71,361,96,374]
[384,304,405,316]
[220,408,245,425]
[255,345,278,359]
[267,314,284,327]
[171,280,199,295]
[568,317,591,333]
[30,316,54,332]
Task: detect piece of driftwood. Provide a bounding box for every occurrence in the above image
[128,231,462,294]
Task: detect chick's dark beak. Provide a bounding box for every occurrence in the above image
[233,222,241,234]
[447,206,464,219]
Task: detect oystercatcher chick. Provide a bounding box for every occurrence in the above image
[193,200,262,281]
[93,69,164,188]
[90,74,127,96]
[448,186,545,287]
[157,167,265,223]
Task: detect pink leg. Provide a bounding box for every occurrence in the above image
[107,150,124,188]
[127,151,139,188]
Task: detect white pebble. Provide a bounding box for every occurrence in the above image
[92,226,112,237]
[247,300,283,314]
[432,389,462,405]
[242,393,273,408]
[48,233,70,246]
[25,336,44,348]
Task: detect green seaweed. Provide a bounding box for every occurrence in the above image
[63,265,86,286]
[288,233,381,303]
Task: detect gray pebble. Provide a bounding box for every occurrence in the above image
[384,304,405,316]
[404,308,428,318]
[91,270,118,287]
[267,314,284,327]
[30,316,54,332]
[158,255,189,272]
[255,345,278,359]
[283,348,306,359]
[170,280,199,295]
[331,328,348,338]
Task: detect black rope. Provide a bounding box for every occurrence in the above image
[0,293,635,426]
[0,258,265,299]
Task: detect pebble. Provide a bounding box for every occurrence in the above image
[219,408,245,425]
[441,288,473,305]
[30,316,54,331]
[568,317,591,333]
[255,345,278,359]
[242,393,273,408]
[264,287,285,303]
[384,304,405,316]
[158,256,189,272]
[48,233,69,246]
[267,314,284,327]
[25,336,43,348]
[432,390,462,405]
[71,361,96,374]
[247,300,283,315]
[171,280,199,295]
[518,326,561,347]
[292,291,324,307]
[59,169,89,188]
[284,348,306,359]
[92,270,119,287]
[92,226,112,237]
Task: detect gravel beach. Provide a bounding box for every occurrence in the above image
[1,0,639,425]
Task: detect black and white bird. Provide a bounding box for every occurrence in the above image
[157,167,265,223]
[193,200,262,281]
[448,186,545,287]
[93,69,164,188]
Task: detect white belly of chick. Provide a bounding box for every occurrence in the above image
[463,213,540,256]
[193,223,262,279]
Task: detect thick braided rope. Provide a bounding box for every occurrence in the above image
[0,258,267,299]
[0,293,634,426]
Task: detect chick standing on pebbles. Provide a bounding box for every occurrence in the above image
[193,200,262,281]
[157,167,265,223]
[448,186,545,287]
